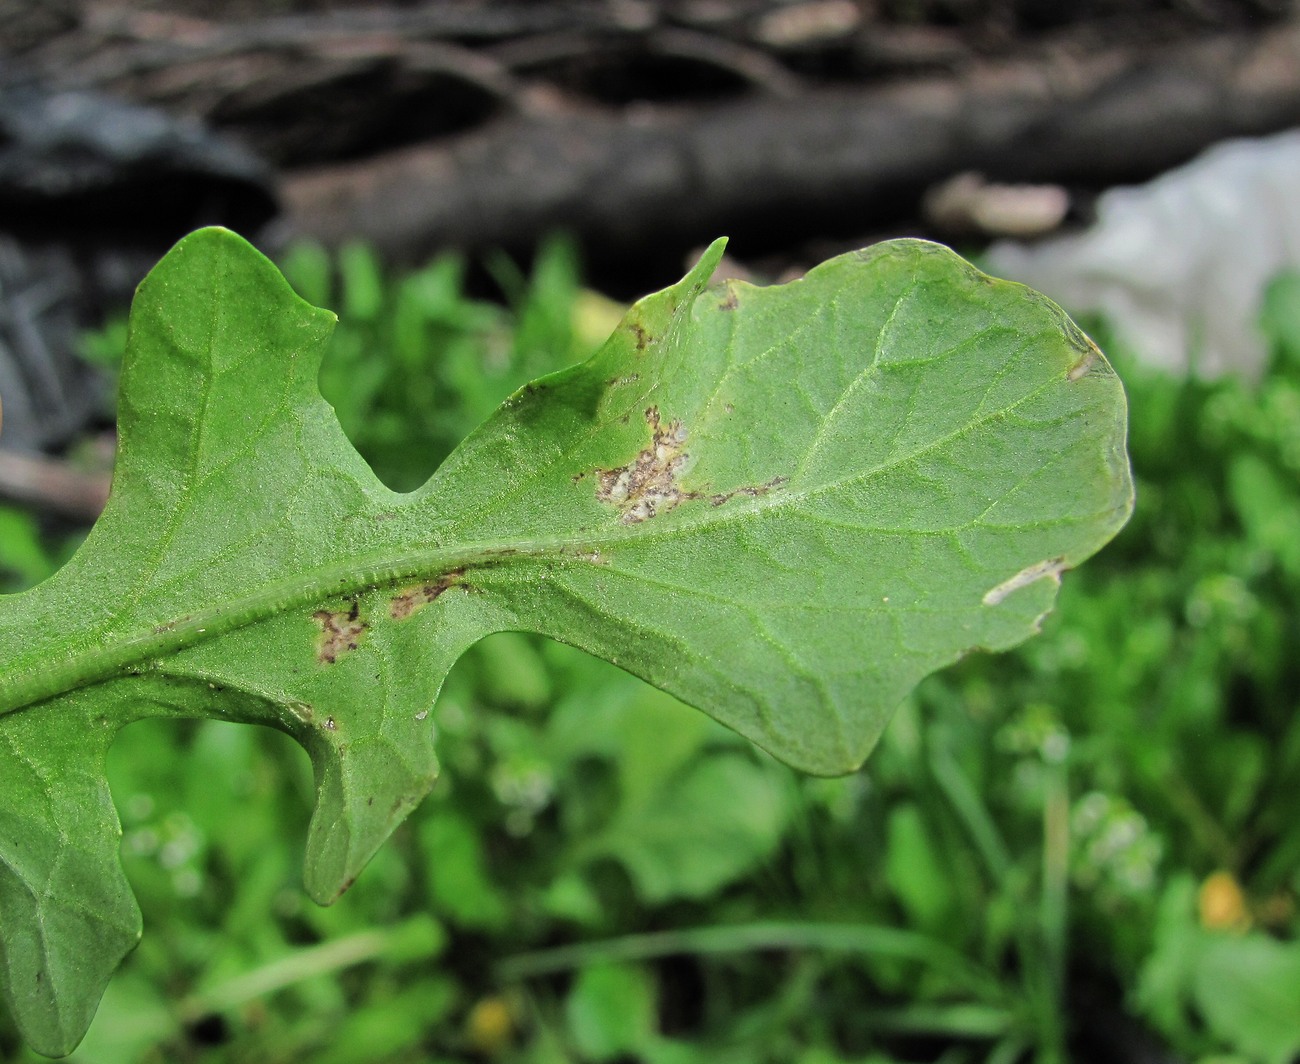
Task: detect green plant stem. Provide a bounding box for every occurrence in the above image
[496,921,1005,1001]
[1036,758,1071,1064]
[988,1034,1032,1064]
[1167,769,1238,869]
[930,741,1070,1064]
[929,744,1013,882]
[176,916,441,1023]
[854,1004,1017,1039]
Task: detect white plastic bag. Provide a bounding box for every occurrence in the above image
[987,130,1300,377]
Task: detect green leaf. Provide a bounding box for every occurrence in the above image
[885,803,955,932]
[549,669,791,904]
[565,963,657,1061]
[0,506,60,590]
[417,809,509,931]
[592,751,792,903]
[0,227,1130,1054]
[1194,935,1300,1064]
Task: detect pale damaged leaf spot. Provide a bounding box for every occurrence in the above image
[595,407,789,524]
[982,558,1067,606]
[313,601,367,663]
[1068,339,1102,382]
[597,406,698,523]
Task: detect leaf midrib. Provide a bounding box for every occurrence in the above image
[0,539,526,717]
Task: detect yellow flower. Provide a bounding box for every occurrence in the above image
[1199,871,1251,932]
[466,995,515,1056]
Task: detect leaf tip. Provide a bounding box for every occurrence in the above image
[680,237,728,294]
[149,227,333,325]
[165,224,256,260]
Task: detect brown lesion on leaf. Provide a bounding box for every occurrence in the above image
[710,476,789,507]
[629,321,652,351]
[390,570,463,620]
[313,600,367,664]
[594,407,788,524]
[718,286,739,311]
[596,406,701,524]
[1067,336,1103,381]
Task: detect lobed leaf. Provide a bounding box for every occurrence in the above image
[0,228,1131,1054]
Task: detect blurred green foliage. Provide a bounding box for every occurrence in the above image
[277,236,618,491]
[0,506,65,591]
[2,251,1298,1064]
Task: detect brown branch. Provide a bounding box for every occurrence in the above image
[0,449,110,523]
[280,19,1300,260]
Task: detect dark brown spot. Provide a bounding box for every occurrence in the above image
[313,604,368,664]
[718,289,739,311]
[710,475,789,507]
[630,322,651,351]
[390,570,463,620]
